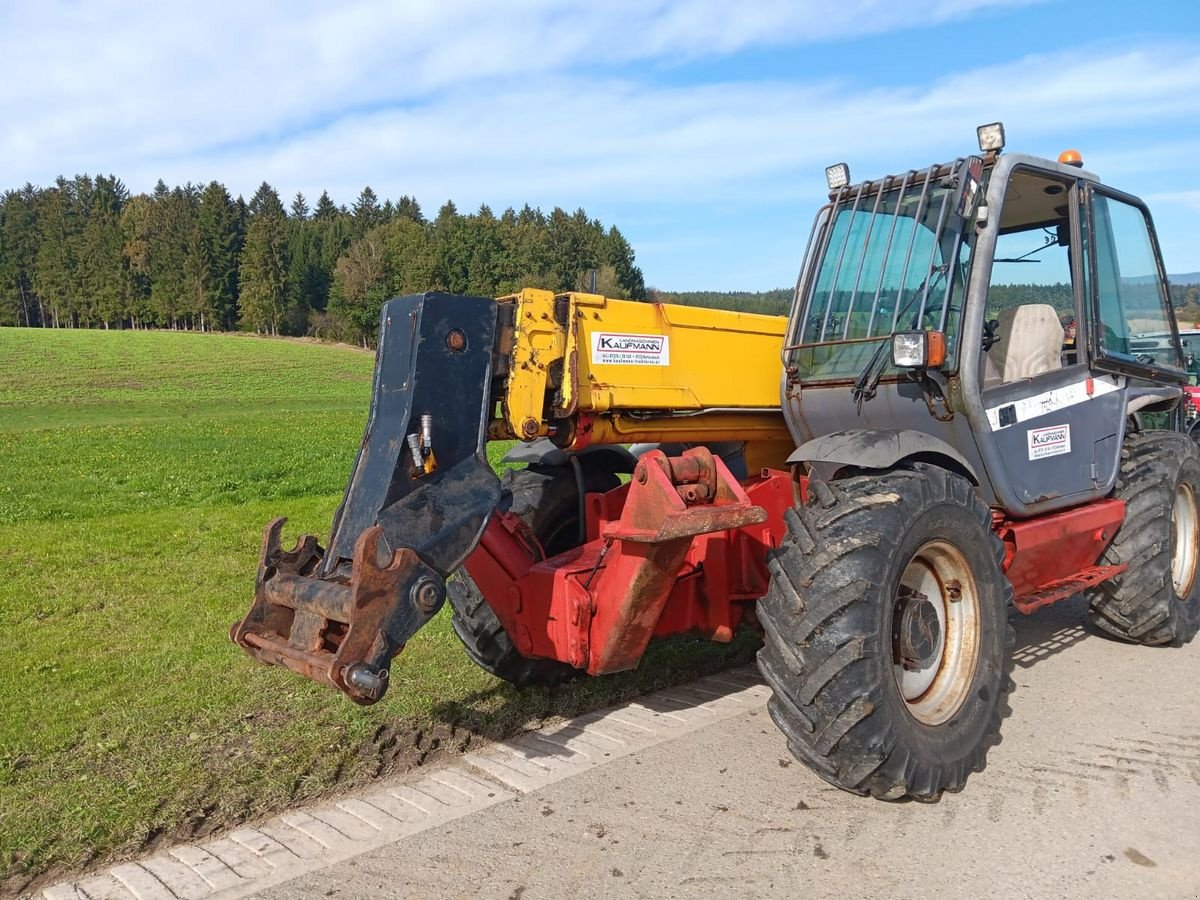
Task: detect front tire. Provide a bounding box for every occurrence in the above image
[1088,431,1200,645]
[446,462,621,688]
[756,464,1013,801]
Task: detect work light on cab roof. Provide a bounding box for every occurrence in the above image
[826,122,1006,192]
[976,121,1006,153]
[824,162,850,191]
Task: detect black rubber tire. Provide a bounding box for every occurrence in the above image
[1088,431,1200,645]
[446,462,621,688]
[756,464,1014,801]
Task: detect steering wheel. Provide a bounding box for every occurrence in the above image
[918,304,960,332]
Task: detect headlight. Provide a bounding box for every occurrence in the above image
[892,332,927,368]
[892,331,947,369]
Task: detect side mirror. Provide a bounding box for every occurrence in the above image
[892,331,947,370]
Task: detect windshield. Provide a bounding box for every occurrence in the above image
[790,170,973,381]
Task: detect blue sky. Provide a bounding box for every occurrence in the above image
[3,0,1199,290]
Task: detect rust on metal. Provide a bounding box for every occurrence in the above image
[232,518,433,704]
[1011,564,1127,615]
[997,498,1127,615]
[585,447,767,673]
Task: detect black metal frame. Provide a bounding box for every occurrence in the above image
[788,159,971,370]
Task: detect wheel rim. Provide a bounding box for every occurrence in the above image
[1171,481,1199,597]
[892,540,981,726]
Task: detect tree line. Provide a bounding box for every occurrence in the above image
[989,281,1200,320]
[647,288,792,316]
[0,176,645,343]
[651,282,1200,325]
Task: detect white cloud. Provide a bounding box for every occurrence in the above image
[104,43,1200,210]
[5,0,1200,286]
[1,0,1038,182]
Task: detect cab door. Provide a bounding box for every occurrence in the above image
[979,168,1113,509]
[1084,187,1186,383]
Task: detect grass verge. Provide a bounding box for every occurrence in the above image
[0,328,757,895]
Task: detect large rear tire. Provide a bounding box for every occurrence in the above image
[1088,431,1200,645]
[757,464,1013,801]
[446,462,621,688]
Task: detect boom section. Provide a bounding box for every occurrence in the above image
[494,289,789,447]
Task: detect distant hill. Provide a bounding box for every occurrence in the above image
[1171,273,1200,285]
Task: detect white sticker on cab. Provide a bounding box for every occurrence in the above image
[590,332,670,366]
[1028,424,1071,460]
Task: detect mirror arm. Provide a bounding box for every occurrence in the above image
[910,368,955,423]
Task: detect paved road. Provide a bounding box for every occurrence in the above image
[40,598,1200,900]
[261,598,1200,900]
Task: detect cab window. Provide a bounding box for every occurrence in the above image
[983,170,1079,388]
[1090,192,1182,371]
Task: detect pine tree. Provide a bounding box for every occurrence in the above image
[290,191,310,221]
[120,194,154,327]
[197,181,243,329]
[395,195,424,224]
[431,201,469,292]
[78,176,128,327]
[145,184,195,328]
[240,183,289,334]
[465,204,503,296]
[181,224,214,329]
[33,178,80,327]
[0,194,13,325]
[285,219,324,331]
[385,218,437,296]
[604,225,645,299]
[314,209,352,313]
[352,187,383,236]
[546,207,601,292]
[0,186,41,325]
[248,181,285,219]
[313,191,338,221]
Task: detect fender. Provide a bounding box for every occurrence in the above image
[788,428,979,484]
[501,437,637,474]
[1125,385,1181,416]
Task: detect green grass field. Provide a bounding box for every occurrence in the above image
[0,328,755,893]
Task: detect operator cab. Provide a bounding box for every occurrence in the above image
[783,124,1187,518]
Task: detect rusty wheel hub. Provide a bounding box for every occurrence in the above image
[892,540,981,726]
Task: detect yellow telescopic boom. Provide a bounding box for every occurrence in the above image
[491,289,791,469]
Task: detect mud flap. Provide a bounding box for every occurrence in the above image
[231,293,502,704]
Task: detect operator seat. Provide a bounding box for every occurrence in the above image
[988,303,1065,384]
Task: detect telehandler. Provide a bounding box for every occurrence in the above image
[233,124,1199,800]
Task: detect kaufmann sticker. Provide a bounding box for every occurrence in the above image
[1028,424,1071,460]
[590,332,670,366]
